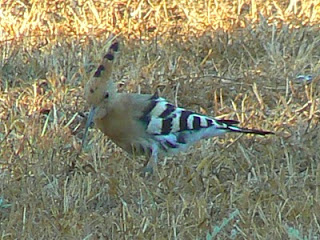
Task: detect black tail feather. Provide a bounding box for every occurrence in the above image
[216,119,274,135]
[235,128,274,135]
[216,119,240,125]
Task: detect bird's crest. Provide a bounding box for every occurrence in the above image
[84,39,119,106]
[82,38,119,150]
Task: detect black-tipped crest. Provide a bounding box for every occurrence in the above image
[84,38,119,109]
[93,65,105,77]
[104,53,114,60]
[111,41,119,51]
[103,40,119,60]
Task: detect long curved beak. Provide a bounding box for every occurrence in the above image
[81,106,96,150]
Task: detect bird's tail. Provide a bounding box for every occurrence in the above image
[215,119,274,135]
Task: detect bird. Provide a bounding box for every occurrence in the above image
[82,39,274,173]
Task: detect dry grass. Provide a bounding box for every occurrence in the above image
[1,0,320,239]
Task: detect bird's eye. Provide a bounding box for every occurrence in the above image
[104,92,109,99]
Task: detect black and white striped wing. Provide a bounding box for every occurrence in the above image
[138,94,273,153]
[139,94,225,136]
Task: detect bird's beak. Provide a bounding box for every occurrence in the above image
[81,106,96,150]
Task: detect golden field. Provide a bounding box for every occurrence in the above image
[0,0,320,239]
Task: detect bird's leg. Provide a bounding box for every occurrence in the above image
[142,145,158,175]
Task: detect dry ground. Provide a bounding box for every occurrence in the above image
[1,0,320,239]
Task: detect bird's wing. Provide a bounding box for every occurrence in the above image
[135,93,273,137]
[136,93,223,135]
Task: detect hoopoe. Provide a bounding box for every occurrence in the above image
[83,39,274,172]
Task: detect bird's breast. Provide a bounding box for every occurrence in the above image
[94,113,147,154]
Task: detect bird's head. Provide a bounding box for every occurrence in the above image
[82,39,119,148]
